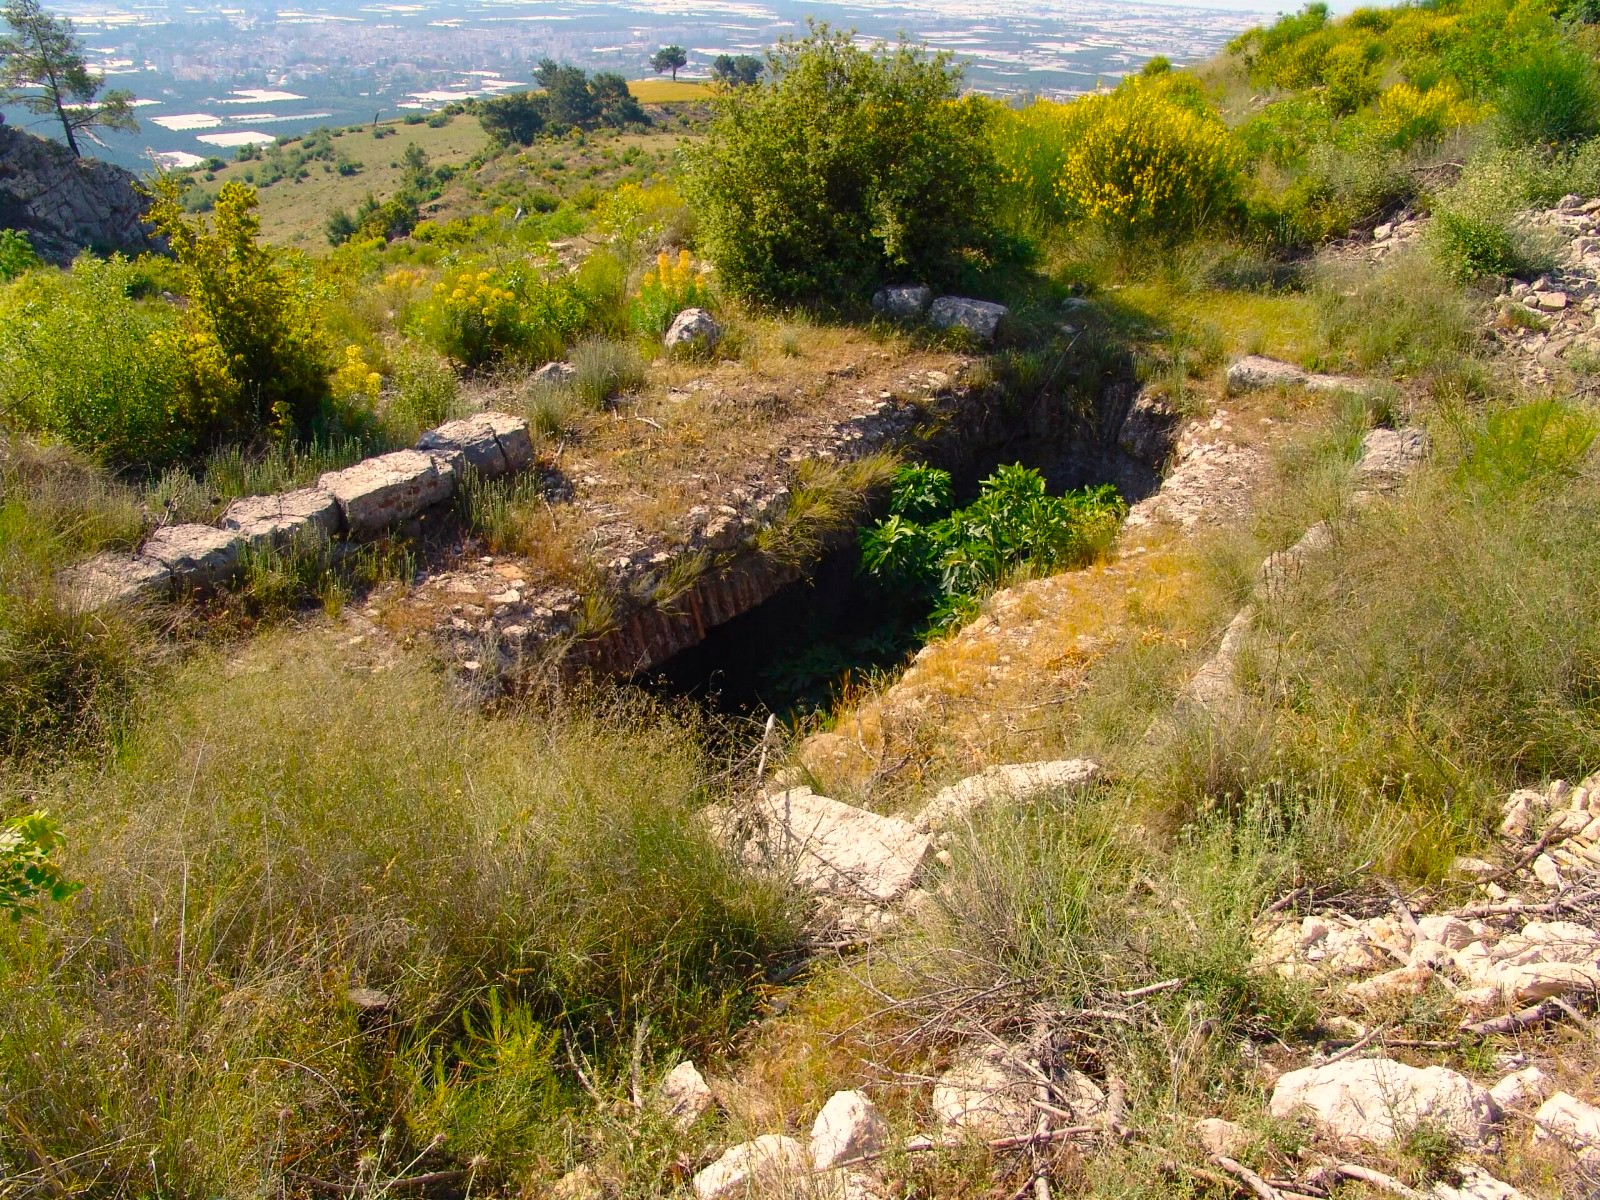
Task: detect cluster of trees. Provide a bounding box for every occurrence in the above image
[711,54,764,86]
[325,141,453,246]
[0,0,136,156]
[478,59,646,146]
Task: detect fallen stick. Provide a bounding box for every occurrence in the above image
[1461,999,1557,1036]
[1119,977,1184,1000]
[1334,1163,1423,1199]
[1211,1154,1281,1200]
[1321,1024,1388,1066]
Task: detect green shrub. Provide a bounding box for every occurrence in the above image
[389,345,462,434]
[1322,38,1382,115]
[411,259,589,369]
[0,811,78,919]
[0,255,198,467]
[629,249,713,335]
[1495,42,1600,148]
[861,463,1126,629]
[569,336,645,407]
[147,179,333,444]
[0,228,40,280]
[683,25,999,304]
[1431,208,1528,279]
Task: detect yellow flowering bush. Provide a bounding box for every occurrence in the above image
[594,183,691,254]
[992,99,1082,232]
[1055,82,1243,242]
[630,250,712,335]
[331,344,383,405]
[1373,82,1477,150]
[411,259,590,369]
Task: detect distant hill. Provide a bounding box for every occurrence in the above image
[0,119,158,264]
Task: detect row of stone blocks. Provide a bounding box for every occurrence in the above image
[65,412,534,610]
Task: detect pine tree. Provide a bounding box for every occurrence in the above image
[0,0,137,157]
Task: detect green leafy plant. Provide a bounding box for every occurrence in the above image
[861,463,1126,630]
[1495,42,1600,148]
[0,811,79,918]
[683,24,999,304]
[0,228,40,280]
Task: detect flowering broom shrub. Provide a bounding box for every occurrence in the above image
[630,250,713,335]
[412,260,589,369]
[1055,81,1243,242]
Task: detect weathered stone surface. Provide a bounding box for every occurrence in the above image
[915,760,1101,832]
[220,487,341,547]
[1533,1091,1600,1158]
[1225,355,1363,394]
[655,1060,715,1131]
[318,449,455,534]
[1354,427,1429,492]
[871,285,933,320]
[1118,391,1179,466]
[664,307,722,353]
[932,1045,1035,1139]
[1181,605,1255,713]
[732,787,930,903]
[59,550,171,609]
[1269,1059,1499,1146]
[1429,1164,1529,1200]
[1488,1066,1551,1111]
[416,411,533,479]
[0,122,159,265]
[810,1090,889,1171]
[1345,964,1434,1004]
[692,1135,809,1200]
[141,523,244,587]
[1195,1117,1249,1158]
[532,360,576,385]
[928,296,1008,341]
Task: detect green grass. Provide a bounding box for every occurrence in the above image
[0,631,798,1194]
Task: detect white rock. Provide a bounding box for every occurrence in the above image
[1268,1058,1499,1146]
[1409,940,1454,970]
[1493,960,1600,1003]
[656,1061,715,1131]
[914,760,1100,831]
[142,523,245,588]
[692,1135,809,1200]
[319,449,455,534]
[928,296,1009,341]
[664,307,722,353]
[59,550,172,609]
[1500,791,1537,840]
[871,284,933,319]
[1225,355,1364,394]
[1354,427,1429,491]
[1533,1091,1600,1157]
[1488,1066,1551,1110]
[1345,964,1433,1004]
[1194,1116,1249,1158]
[220,487,342,547]
[1537,291,1570,311]
[1429,1163,1529,1200]
[1531,854,1566,889]
[549,1164,603,1199]
[730,787,930,903]
[810,1090,889,1171]
[1416,916,1476,950]
[532,360,576,385]
[933,1045,1102,1139]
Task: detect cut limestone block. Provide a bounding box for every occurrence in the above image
[1225,355,1364,394]
[318,449,455,535]
[1353,427,1428,492]
[60,550,171,609]
[220,487,341,547]
[929,296,1008,341]
[141,523,245,588]
[416,411,533,478]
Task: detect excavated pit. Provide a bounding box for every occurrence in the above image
[639,380,1175,715]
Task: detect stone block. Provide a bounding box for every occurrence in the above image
[59,550,171,609]
[416,411,533,478]
[318,449,456,535]
[929,296,1008,341]
[220,487,341,547]
[141,523,245,588]
[871,284,932,319]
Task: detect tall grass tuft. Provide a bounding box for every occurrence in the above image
[0,633,798,1193]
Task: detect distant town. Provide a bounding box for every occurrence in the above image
[1,0,1267,171]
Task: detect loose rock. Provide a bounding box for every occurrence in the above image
[664,307,722,353]
[871,284,933,320]
[928,296,1008,341]
[914,759,1100,832]
[656,1060,715,1131]
[810,1089,889,1170]
[692,1135,809,1200]
[1268,1058,1499,1146]
[1533,1091,1600,1161]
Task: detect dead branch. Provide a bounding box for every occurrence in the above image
[1333,1163,1423,1199]
[1461,999,1558,1036]
[1212,1154,1282,1200]
[1321,1024,1389,1066]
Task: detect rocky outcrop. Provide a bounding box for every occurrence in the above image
[1269,1059,1500,1146]
[0,120,158,265]
[1225,355,1366,395]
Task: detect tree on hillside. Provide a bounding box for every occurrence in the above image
[651,45,688,81]
[710,54,763,86]
[0,0,136,157]
[536,57,599,128]
[482,65,646,145]
[590,71,646,127]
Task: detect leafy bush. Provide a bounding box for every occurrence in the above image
[0,228,40,280]
[683,25,998,304]
[630,249,712,335]
[861,463,1126,629]
[1371,81,1475,150]
[592,182,693,258]
[1053,79,1243,243]
[411,259,588,368]
[147,179,333,444]
[0,255,197,466]
[1495,42,1600,148]
[0,812,78,919]
[1431,208,1528,280]
[1322,38,1381,115]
